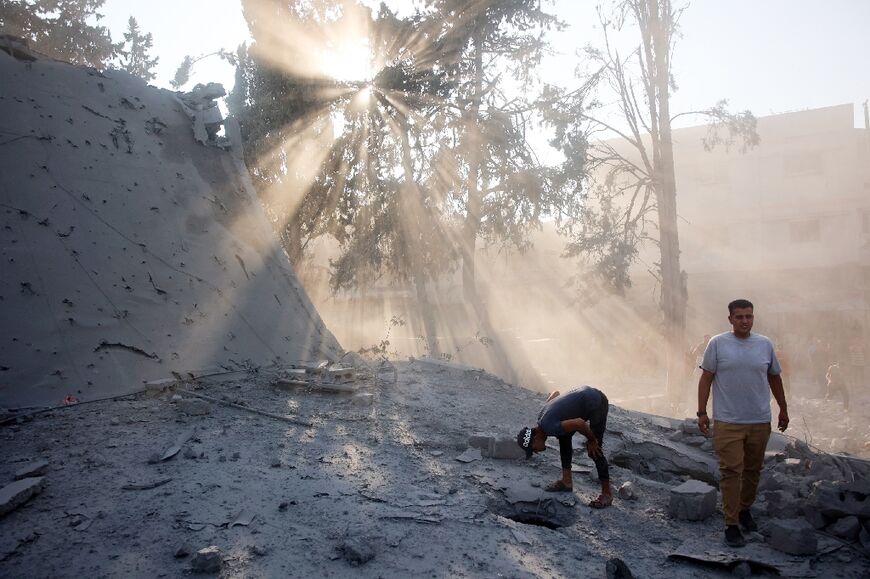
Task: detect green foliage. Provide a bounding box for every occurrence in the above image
[170,49,237,89]
[0,0,119,67]
[116,16,158,81]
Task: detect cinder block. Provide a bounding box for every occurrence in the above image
[770,519,817,555]
[669,479,716,521]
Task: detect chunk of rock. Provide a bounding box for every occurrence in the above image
[467,434,525,460]
[0,477,45,517]
[731,561,752,578]
[617,481,636,501]
[769,519,817,555]
[174,542,193,558]
[827,516,860,541]
[808,480,870,519]
[191,545,222,573]
[680,419,702,436]
[669,479,716,521]
[605,557,634,578]
[177,398,211,416]
[802,505,828,529]
[14,460,49,480]
[339,537,374,566]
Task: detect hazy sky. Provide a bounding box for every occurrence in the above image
[98,0,869,126]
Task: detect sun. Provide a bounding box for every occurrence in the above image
[321,38,374,83]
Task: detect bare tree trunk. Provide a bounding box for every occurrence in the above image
[646,0,687,407]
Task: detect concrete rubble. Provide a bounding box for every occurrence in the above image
[669,479,717,521]
[769,519,818,555]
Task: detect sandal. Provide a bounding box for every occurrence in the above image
[589,494,613,509]
[544,480,573,492]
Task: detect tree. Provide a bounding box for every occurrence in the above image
[229,0,456,355]
[117,16,158,81]
[543,0,758,404]
[0,0,118,68]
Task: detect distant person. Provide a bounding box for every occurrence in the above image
[825,361,849,409]
[697,299,789,548]
[516,386,613,508]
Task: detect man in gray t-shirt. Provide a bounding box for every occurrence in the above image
[697,299,789,548]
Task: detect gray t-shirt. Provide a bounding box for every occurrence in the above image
[701,332,781,424]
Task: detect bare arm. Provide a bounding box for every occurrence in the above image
[769,373,789,431]
[697,370,714,434]
[560,418,602,458]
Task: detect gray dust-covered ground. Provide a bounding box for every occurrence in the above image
[2,360,868,578]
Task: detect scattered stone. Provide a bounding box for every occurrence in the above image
[171,394,182,401]
[278,501,289,511]
[174,542,193,558]
[859,526,870,553]
[14,460,49,480]
[618,481,636,501]
[605,557,634,579]
[218,455,226,463]
[808,480,870,519]
[0,477,45,517]
[350,393,374,407]
[802,505,828,530]
[270,457,281,468]
[339,537,374,566]
[683,435,706,447]
[669,479,717,521]
[231,452,241,460]
[177,398,211,416]
[146,453,161,464]
[769,519,817,555]
[827,516,860,541]
[455,448,482,463]
[731,561,751,577]
[190,545,222,573]
[248,544,268,557]
[429,450,444,457]
[109,417,120,425]
[183,447,198,459]
[680,419,702,436]
[700,440,714,452]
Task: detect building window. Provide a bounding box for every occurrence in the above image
[789,219,820,242]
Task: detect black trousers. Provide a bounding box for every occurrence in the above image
[557,392,609,481]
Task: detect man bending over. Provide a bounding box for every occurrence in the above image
[517,386,613,508]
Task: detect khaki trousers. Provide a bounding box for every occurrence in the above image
[713,421,771,526]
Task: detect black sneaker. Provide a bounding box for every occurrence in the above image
[739,509,757,533]
[725,525,746,548]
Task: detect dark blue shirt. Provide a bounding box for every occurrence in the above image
[537,386,606,436]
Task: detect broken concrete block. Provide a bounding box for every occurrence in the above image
[668,479,716,521]
[802,505,828,530]
[860,526,870,553]
[680,419,702,436]
[191,545,222,573]
[617,481,636,500]
[0,477,45,517]
[605,557,633,578]
[14,460,48,480]
[339,537,374,566]
[769,519,817,555]
[177,398,211,416]
[827,516,861,541]
[808,480,870,519]
[467,434,524,459]
[492,437,525,460]
[455,448,482,463]
[326,367,356,383]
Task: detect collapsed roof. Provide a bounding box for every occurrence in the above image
[0,40,342,408]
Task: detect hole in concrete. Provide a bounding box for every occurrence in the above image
[506,513,562,529]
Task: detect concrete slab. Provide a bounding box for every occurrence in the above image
[0,477,45,517]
